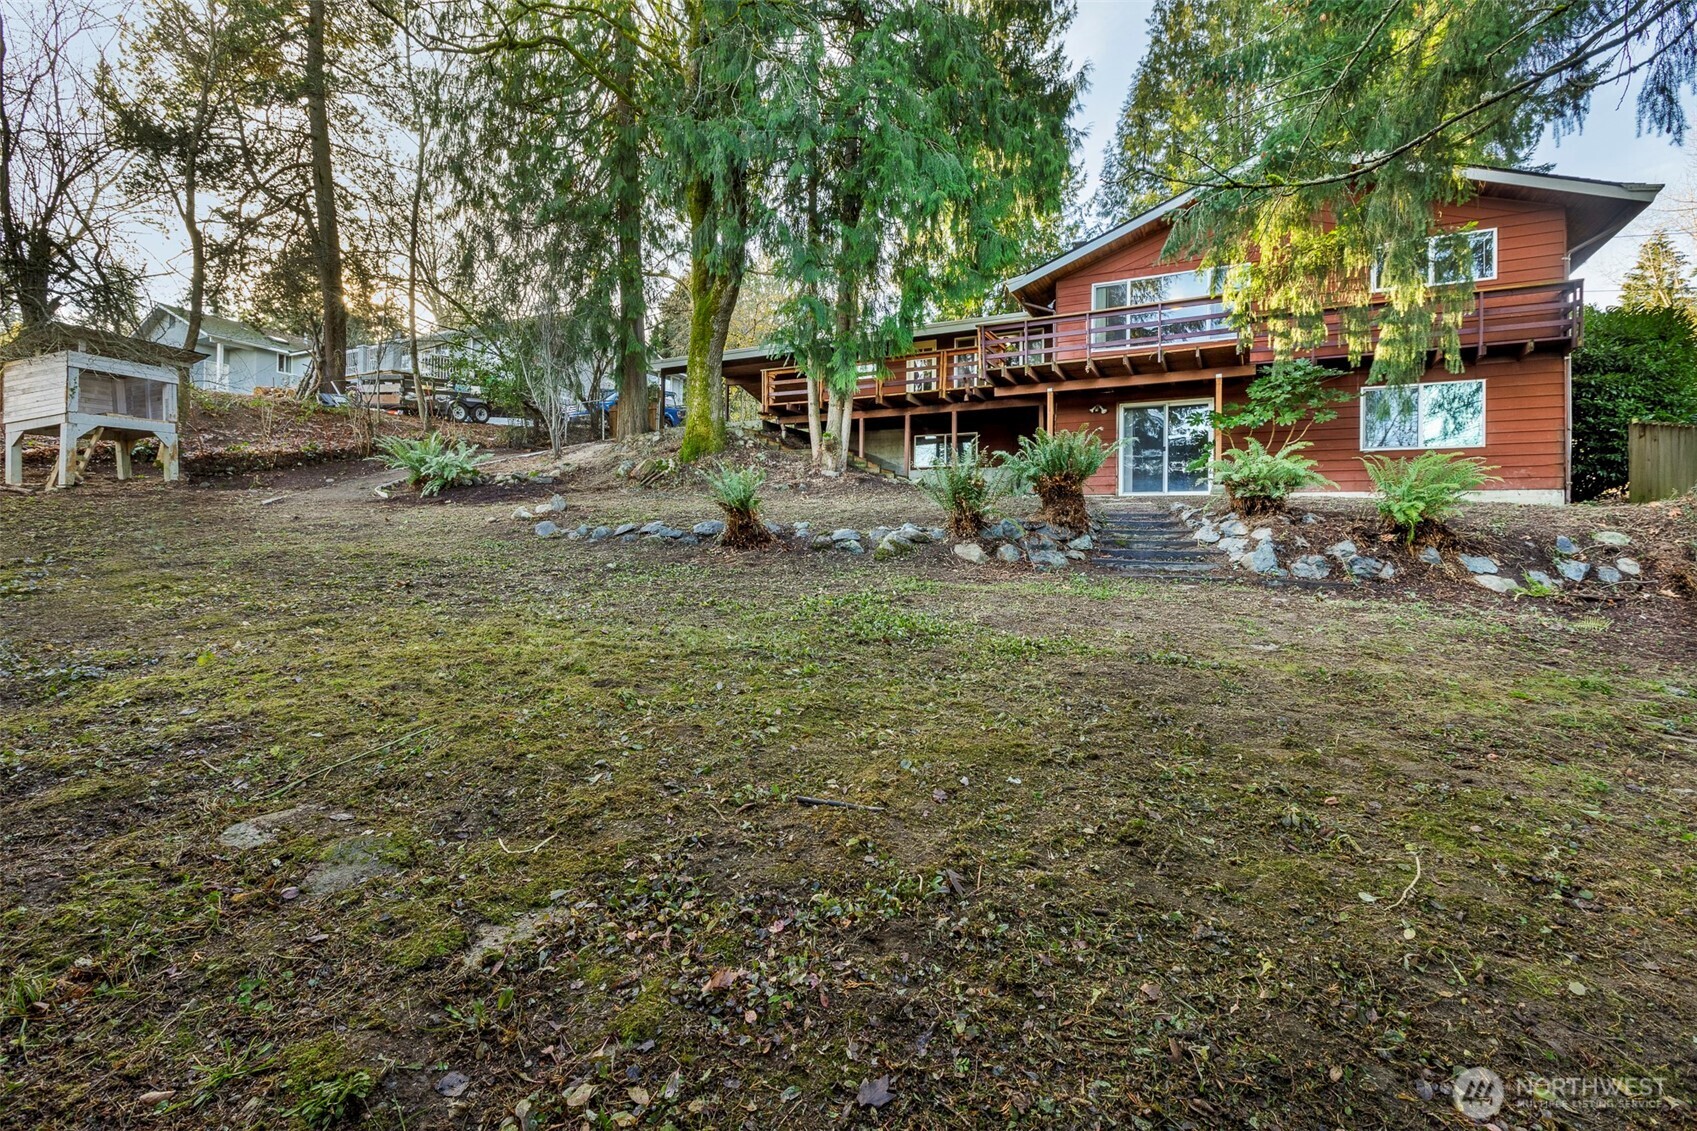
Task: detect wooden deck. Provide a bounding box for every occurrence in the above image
[753,280,1583,416]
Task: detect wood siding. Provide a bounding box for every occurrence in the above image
[1051,352,1569,496]
[1052,196,1571,317]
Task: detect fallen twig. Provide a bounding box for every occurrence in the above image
[795,796,885,812]
[265,726,435,799]
[497,834,557,856]
[1386,849,1423,909]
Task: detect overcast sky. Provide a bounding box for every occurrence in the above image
[1065,0,1697,304]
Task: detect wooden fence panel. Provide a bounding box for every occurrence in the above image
[1629,420,1697,503]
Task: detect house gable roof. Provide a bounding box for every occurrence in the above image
[142,304,311,354]
[1005,167,1661,307]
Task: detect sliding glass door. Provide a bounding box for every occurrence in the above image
[1118,401,1213,494]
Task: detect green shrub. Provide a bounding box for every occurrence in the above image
[701,463,771,548]
[1003,428,1115,533]
[1571,306,1697,499]
[917,448,1011,539]
[1203,439,1333,515]
[1363,450,1498,543]
[374,432,492,496]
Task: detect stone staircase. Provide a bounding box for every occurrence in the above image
[1092,506,1223,576]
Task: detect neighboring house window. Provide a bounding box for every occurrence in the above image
[1360,379,1486,450]
[913,432,978,471]
[277,352,294,375]
[1371,229,1498,290]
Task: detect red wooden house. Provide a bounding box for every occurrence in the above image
[659,168,1659,503]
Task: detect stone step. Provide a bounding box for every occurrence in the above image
[1099,560,1223,575]
[1095,547,1220,563]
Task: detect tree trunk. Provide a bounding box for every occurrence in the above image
[805,375,823,466]
[408,119,429,425]
[678,179,744,462]
[304,0,345,396]
[818,273,861,475]
[611,28,648,439]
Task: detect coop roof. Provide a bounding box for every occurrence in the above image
[0,322,205,366]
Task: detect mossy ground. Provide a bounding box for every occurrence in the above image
[2,467,1694,1129]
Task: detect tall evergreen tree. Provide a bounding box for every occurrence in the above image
[1620,229,1697,318]
[1092,0,1260,225]
[766,0,1081,473]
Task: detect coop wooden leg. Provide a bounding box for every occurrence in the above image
[114,438,133,480]
[161,439,180,482]
[51,423,76,489]
[3,433,22,486]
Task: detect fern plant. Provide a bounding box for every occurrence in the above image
[374,433,492,496]
[1002,428,1115,533]
[1204,439,1334,515]
[917,448,1011,539]
[1363,450,1499,543]
[701,463,772,548]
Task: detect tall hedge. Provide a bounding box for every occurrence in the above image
[1570,306,1697,501]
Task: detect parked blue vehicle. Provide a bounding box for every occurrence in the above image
[566,390,684,426]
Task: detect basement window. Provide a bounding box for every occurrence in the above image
[1360,379,1486,450]
[913,432,979,470]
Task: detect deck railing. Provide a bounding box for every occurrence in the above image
[980,280,1583,370]
[761,346,985,410]
[750,281,1582,412]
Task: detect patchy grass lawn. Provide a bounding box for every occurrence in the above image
[2,470,1695,1129]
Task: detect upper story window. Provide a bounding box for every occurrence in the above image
[1372,228,1498,291]
[1092,268,1230,345]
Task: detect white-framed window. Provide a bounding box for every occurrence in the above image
[1091,268,1229,345]
[1360,378,1486,450]
[1371,228,1497,290]
[913,432,979,470]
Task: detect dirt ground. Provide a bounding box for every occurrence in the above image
[3,434,1695,1130]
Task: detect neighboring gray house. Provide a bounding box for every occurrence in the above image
[138,304,311,395]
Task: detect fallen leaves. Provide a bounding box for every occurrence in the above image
[703,967,744,993]
[856,1075,894,1108]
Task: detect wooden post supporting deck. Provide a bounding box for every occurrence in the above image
[1045,386,1055,433]
[1214,373,1224,460]
[902,413,912,476]
[950,407,958,455]
[857,415,865,460]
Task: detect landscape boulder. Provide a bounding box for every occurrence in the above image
[1458,554,1499,575]
[953,543,989,565]
[1028,549,1069,571]
[534,521,561,538]
[1291,554,1331,580]
[873,534,915,561]
[1473,574,1521,595]
[1557,559,1590,582]
[693,519,727,538]
[1594,531,1631,547]
[996,543,1023,564]
[1243,540,1282,574]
